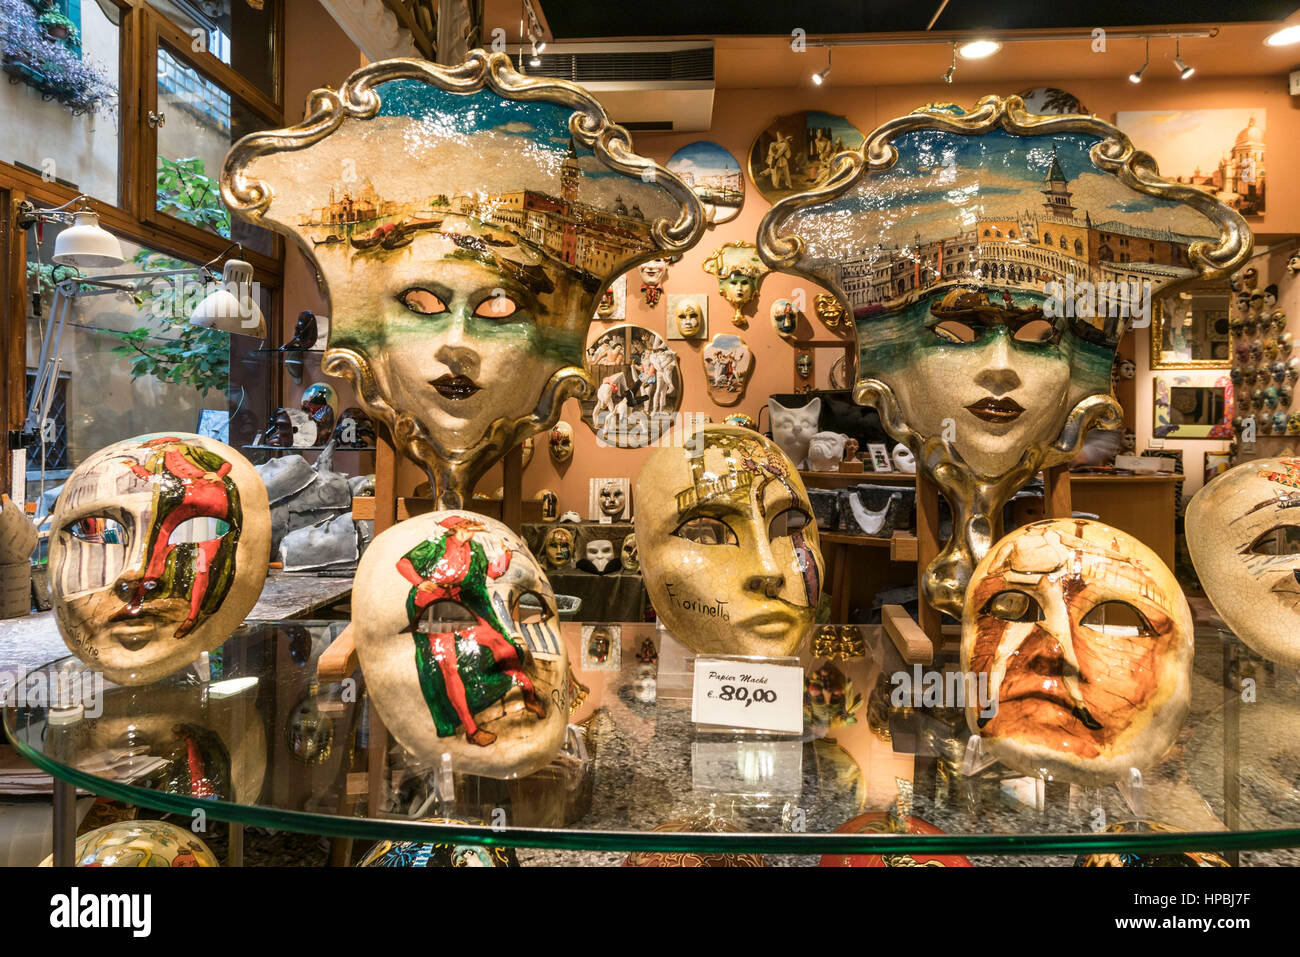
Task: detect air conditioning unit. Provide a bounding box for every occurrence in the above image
[520,41,715,132]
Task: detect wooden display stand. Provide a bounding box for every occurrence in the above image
[320,424,526,819]
[881,463,1073,667]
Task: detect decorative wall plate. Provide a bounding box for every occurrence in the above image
[223,53,703,507]
[41,821,220,867]
[701,333,753,406]
[758,94,1251,616]
[749,110,865,205]
[581,324,682,448]
[667,140,744,225]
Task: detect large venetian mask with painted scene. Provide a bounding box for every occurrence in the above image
[1188,457,1300,667]
[634,425,824,658]
[961,518,1192,786]
[223,53,703,507]
[352,511,568,778]
[49,433,269,685]
[757,96,1250,617]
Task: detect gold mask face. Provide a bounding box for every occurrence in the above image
[634,426,824,657]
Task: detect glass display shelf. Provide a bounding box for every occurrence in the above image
[5,618,1300,859]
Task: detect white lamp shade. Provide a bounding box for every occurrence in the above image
[53,211,124,268]
[190,259,267,338]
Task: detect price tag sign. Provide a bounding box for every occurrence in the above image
[691,657,803,734]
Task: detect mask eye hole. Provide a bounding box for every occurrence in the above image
[474,293,520,319]
[513,590,555,626]
[398,288,448,316]
[68,516,127,544]
[981,590,1044,622]
[1248,525,1300,555]
[672,517,738,546]
[1012,318,1057,344]
[768,507,811,540]
[418,600,477,629]
[166,516,231,545]
[1080,600,1155,636]
[933,320,979,344]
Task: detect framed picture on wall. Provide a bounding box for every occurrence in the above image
[1153,372,1234,440]
[1150,281,1233,369]
[1204,450,1232,485]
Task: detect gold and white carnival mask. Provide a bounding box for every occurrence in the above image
[634,426,824,658]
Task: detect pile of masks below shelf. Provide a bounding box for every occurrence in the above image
[256,440,374,572]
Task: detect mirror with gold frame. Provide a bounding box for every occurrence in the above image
[1150,282,1232,369]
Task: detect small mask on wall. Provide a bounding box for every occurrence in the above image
[795,351,813,379]
[535,488,558,521]
[542,525,575,568]
[701,333,753,406]
[640,258,669,307]
[813,293,849,332]
[589,477,631,521]
[1288,253,1300,276]
[666,293,707,340]
[549,421,573,463]
[770,298,798,337]
[620,534,639,573]
[595,275,626,320]
[577,539,621,574]
[702,242,769,326]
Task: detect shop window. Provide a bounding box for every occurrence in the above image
[148,0,277,100]
[23,219,268,504]
[155,47,274,254]
[0,0,121,204]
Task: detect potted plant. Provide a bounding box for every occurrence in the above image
[36,8,78,46]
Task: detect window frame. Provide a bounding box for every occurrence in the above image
[1,0,286,496]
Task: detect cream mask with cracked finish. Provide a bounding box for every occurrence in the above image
[1188,457,1300,667]
[961,518,1192,786]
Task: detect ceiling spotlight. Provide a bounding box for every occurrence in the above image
[812,47,831,86]
[1265,24,1300,46]
[1173,37,1194,78]
[529,41,541,67]
[958,39,1001,59]
[1129,37,1149,83]
[943,42,956,83]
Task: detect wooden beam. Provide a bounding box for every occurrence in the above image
[882,603,934,665]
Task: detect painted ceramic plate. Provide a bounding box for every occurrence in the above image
[748,110,864,205]
[668,140,744,225]
[818,812,972,867]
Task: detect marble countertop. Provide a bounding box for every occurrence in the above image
[0,570,353,674]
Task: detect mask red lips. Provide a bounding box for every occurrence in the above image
[429,374,481,400]
[966,396,1024,423]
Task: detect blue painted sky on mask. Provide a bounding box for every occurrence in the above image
[376,79,632,180]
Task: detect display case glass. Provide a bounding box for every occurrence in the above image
[6,619,1299,858]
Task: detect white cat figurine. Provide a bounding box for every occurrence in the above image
[768,396,821,470]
